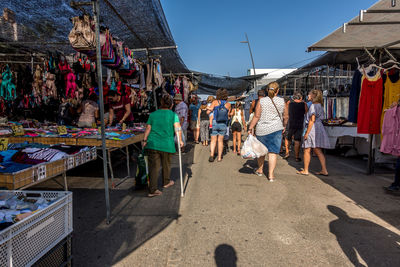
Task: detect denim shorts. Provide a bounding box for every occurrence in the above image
[256,130,283,154]
[211,122,227,136]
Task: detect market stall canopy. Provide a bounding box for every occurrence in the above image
[0,0,189,73]
[193,72,252,96]
[308,0,400,51]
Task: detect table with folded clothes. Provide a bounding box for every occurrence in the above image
[0,142,97,190]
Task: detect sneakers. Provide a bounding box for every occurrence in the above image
[385,185,400,192]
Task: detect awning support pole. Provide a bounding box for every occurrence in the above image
[92,0,111,224]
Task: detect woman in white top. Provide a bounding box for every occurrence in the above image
[248,82,285,181]
[229,101,246,155]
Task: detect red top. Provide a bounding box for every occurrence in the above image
[111,96,133,123]
[357,71,383,134]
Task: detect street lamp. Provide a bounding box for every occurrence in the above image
[240,33,257,91]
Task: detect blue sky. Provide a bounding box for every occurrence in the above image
[161,0,378,77]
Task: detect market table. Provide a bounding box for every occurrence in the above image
[324,125,369,149]
[26,134,144,188]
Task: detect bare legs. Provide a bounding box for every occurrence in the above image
[232,132,238,153]
[256,153,277,180]
[294,141,301,159]
[299,147,328,175]
[210,135,217,157]
[237,132,242,153]
[217,135,224,161]
[284,138,290,157]
[314,148,328,175]
[194,128,200,142]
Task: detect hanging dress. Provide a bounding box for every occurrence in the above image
[381,72,400,128]
[357,70,383,134]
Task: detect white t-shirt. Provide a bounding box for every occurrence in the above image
[256,96,285,136]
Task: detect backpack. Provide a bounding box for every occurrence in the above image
[215,100,229,123]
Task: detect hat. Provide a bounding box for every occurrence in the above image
[201,100,207,105]
[174,94,183,101]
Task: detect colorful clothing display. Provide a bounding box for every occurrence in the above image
[380,105,400,156]
[382,72,400,127]
[357,71,383,134]
[348,70,362,123]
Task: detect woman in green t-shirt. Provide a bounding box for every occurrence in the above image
[142,95,183,197]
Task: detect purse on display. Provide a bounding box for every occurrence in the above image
[68,15,96,53]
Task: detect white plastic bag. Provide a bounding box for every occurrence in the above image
[241,134,268,159]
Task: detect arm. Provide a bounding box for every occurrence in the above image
[248,101,261,134]
[207,101,216,114]
[283,102,289,128]
[119,103,132,124]
[305,102,309,113]
[304,114,316,140]
[241,110,247,131]
[108,108,114,126]
[174,122,184,148]
[141,124,151,147]
[197,108,201,124]
[249,100,255,114]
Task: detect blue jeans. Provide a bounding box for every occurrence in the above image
[256,130,283,154]
[211,122,227,136]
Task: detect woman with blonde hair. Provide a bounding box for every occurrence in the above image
[297,89,330,176]
[230,101,246,155]
[248,82,285,181]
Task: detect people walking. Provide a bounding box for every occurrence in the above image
[142,95,183,197]
[174,94,188,149]
[198,100,210,146]
[230,101,246,155]
[248,89,265,124]
[189,95,200,144]
[297,89,330,176]
[207,88,231,162]
[283,92,308,161]
[248,82,285,181]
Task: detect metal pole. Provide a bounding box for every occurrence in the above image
[176,131,184,197]
[245,33,257,90]
[93,0,111,223]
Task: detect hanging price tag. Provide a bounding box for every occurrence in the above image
[0,138,8,151]
[12,125,25,136]
[122,123,127,131]
[57,126,67,135]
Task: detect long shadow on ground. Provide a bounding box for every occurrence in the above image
[285,150,400,230]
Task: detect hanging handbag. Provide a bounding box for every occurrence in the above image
[68,15,96,51]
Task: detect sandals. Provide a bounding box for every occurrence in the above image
[148,190,162,198]
[315,172,329,176]
[163,181,175,188]
[254,170,263,177]
[296,158,302,162]
[282,154,290,159]
[297,169,309,176]
[209,156,215,162]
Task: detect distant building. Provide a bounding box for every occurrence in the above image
[246,68,296,95]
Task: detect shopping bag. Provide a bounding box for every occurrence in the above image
[240,134,268,159]
[135,150,148,186]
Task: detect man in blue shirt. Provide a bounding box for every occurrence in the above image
[189,95,201,143]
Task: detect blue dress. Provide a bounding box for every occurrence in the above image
[303,104,330,149]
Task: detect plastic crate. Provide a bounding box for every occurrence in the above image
[0,191,73,267]
[33,234,72,267]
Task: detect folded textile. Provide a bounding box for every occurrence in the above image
[0,162,33,173]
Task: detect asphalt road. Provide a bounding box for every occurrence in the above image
[116,144,400,267]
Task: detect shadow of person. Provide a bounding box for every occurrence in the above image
[214,244,237,267]
[328,205,400,267]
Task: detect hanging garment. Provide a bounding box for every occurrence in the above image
[357,71,384,134]
[348,69,362,123]
[0,65,16,101]
[380,105,400,156]
[139,65,146,89]
[182,77,190,103]
[44,73,57,98]
[65,72,77,99]
[381,72,400,127]
[146,60,154,91]
[174,77,181,95]
[154,61,163,87]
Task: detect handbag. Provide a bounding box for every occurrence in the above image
[68,15,96,51]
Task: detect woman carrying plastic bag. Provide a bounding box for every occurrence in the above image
[241,134,268,159]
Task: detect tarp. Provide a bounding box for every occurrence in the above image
[193,72,252,96]
[0,0,189,73]
[308,0,400,51]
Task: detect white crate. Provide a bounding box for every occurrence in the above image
[0,191,73,267]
